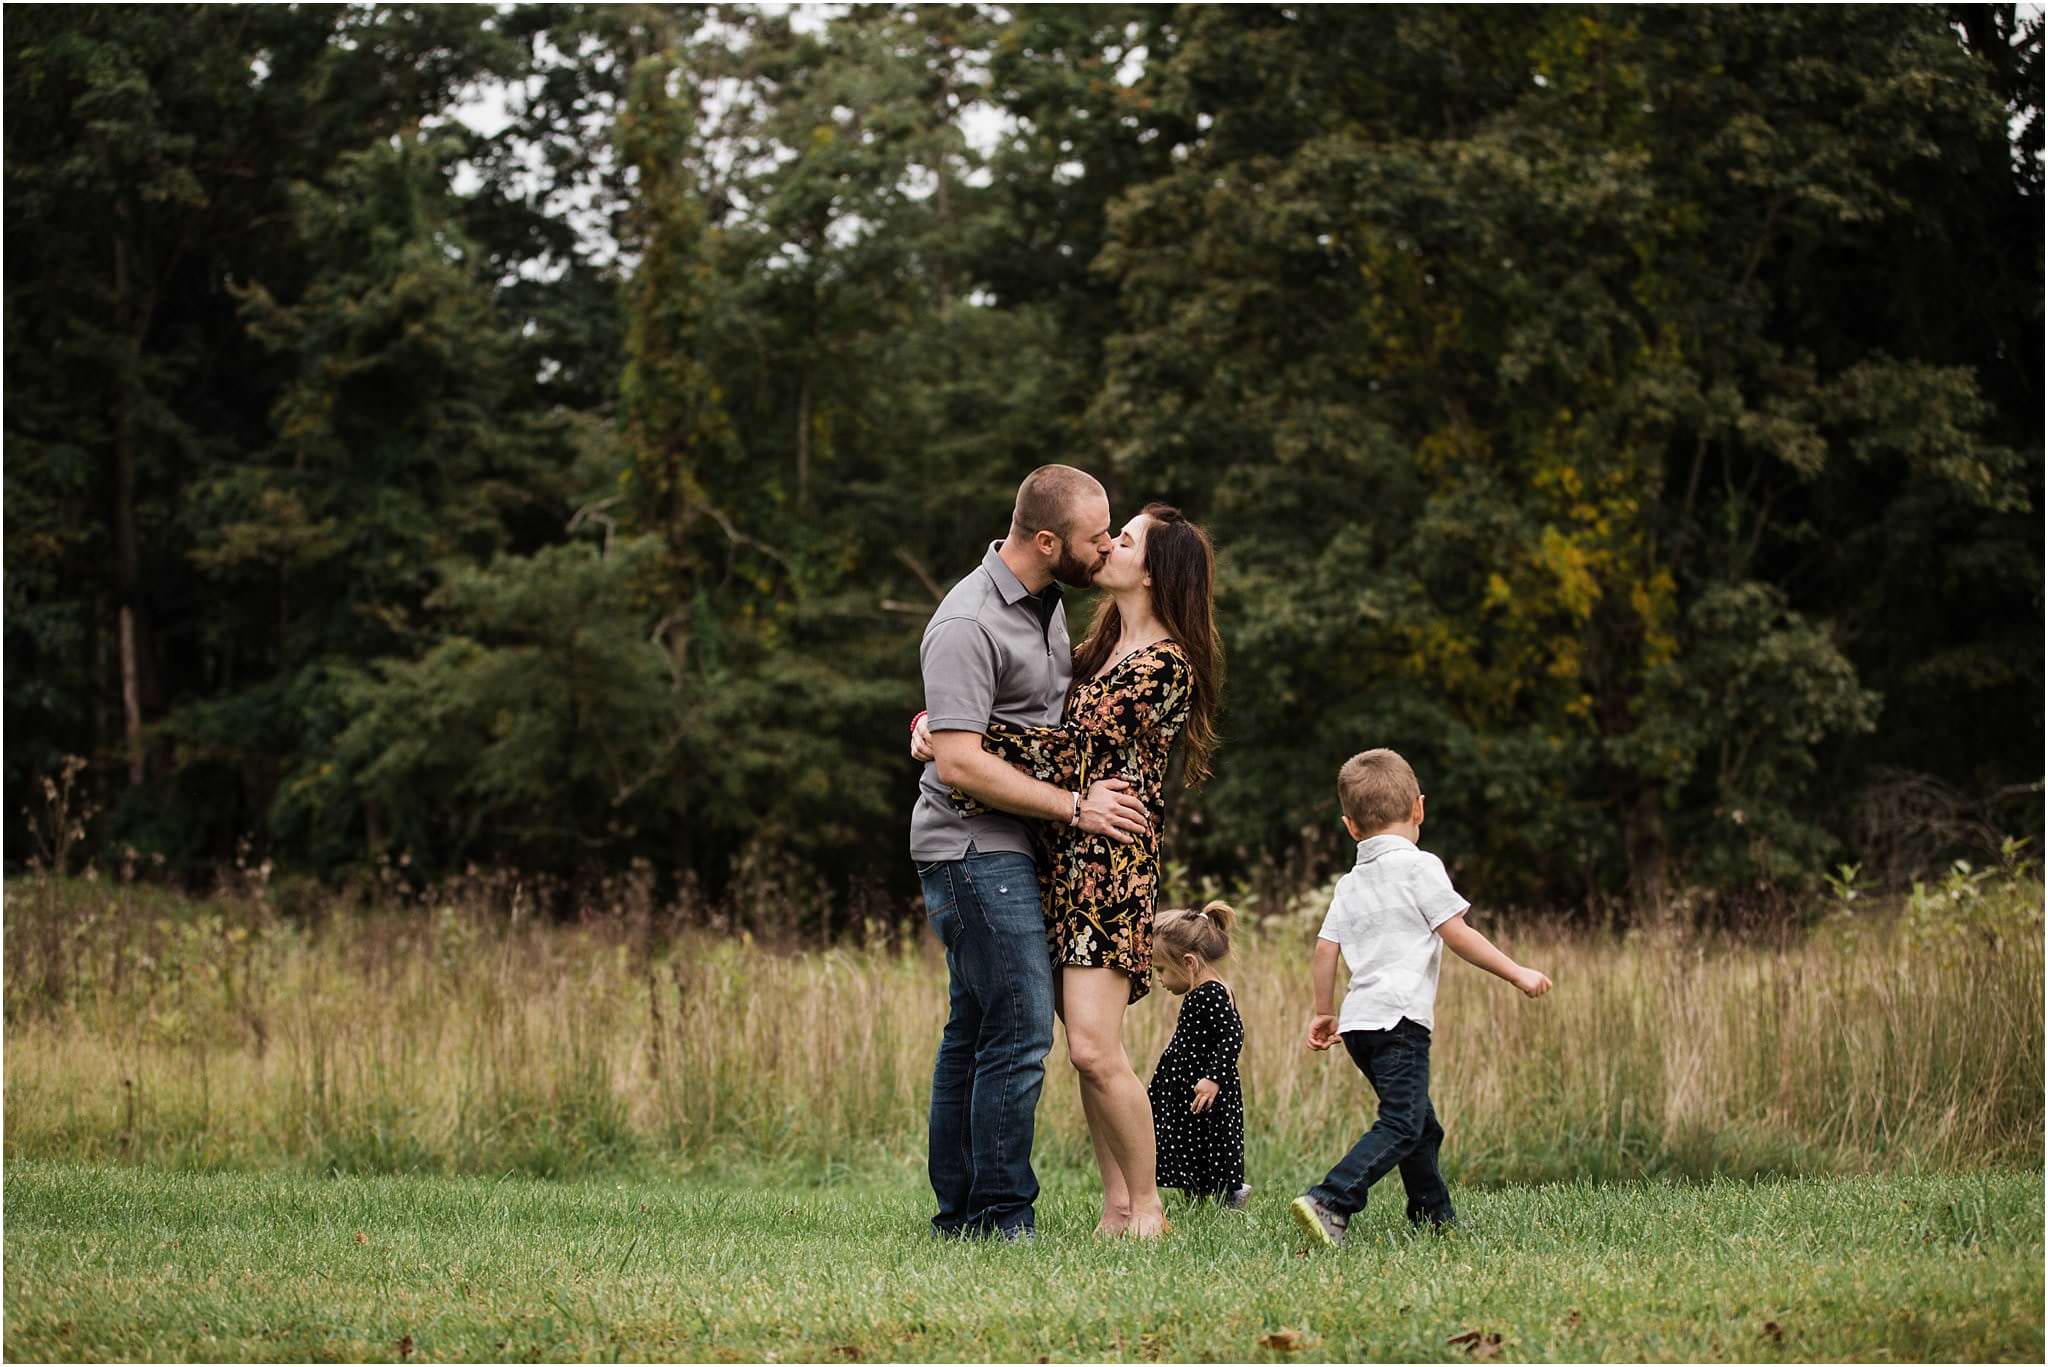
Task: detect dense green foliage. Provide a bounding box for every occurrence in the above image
[5,4,2040,914]
[5,1163,2043,1361]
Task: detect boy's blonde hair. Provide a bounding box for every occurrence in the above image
[1154,900,1235,965]
[1338,748,1420,831]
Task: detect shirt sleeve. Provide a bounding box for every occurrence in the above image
[1134,646,1192,739]
[1315,886,1348,943]
[1416,854,1471,931]
[920,616,1000,733]
[977,719,1082,787]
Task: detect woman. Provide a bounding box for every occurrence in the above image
[915,502,1223,1237]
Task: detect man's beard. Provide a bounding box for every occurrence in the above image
[1051,544,1098,590]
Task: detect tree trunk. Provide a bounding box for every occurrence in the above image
[1623,783,1668,914]
[111,232,158,786]
[118,606,144,787]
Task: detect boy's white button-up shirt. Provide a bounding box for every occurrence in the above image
[1318,834,1471,1033]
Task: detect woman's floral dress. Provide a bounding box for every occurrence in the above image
[949,639,1192,1003]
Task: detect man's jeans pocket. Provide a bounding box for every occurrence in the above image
[959,851,1040,938]
[918,861,962,950]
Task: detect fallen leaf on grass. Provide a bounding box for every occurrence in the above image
[396,1334,413,1359]
[353,1231,367,1245]
[1448,1330,1503,1359]
[1763,1321,1783,1342]
[1258,1328,1314,1353]
[1565,1311,1580,1330]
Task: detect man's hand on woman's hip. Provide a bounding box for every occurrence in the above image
[1078,777,1149,844]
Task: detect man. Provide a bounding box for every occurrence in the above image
[911,464,1152,1240]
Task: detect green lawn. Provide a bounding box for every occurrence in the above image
[3,1161,2040,1362]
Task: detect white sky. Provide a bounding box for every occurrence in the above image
[445,2,1034,270]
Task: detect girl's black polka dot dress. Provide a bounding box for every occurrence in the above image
[1149,980,1245,1195]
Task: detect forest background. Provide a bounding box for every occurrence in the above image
[7,2,2043,927]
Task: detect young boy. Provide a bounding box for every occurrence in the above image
[1289,748,1552,1248]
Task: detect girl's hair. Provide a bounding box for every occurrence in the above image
[1154,900,1235,965]
[1068,502,1224,786]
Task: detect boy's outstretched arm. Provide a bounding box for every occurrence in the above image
[1437,913,1552,998]
[1304,938,1343,1050]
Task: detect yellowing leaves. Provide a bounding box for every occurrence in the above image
[1398,618,1482,696]
[1633,570,1680,668]
[1537,526,1603,622]
[1417,419,1489,474]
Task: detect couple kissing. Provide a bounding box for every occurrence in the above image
[908,464,1221,1242]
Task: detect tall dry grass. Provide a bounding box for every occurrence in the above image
[4,861,2040,1183]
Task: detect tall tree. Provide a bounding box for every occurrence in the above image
[3,4,552,866]
[1092,4,2036,906]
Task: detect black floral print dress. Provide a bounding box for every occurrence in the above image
[948,639,1192,1003]
[1148,980,1246,1194]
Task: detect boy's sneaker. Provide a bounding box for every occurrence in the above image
[1290,1194,1347,1248]
[1222,1183,1253,1211]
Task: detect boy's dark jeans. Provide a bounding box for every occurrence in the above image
[919,845,1055,1239]
[1308,1018,1456,1227]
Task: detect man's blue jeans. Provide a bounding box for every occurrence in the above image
[1308,1018,1456,1227]
[919,845,1056,1238]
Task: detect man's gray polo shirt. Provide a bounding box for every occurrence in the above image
[910,542,1073,862]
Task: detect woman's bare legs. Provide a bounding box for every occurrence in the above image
[1057,978,1133,1233]
[1078,1072,1133,1234]
[1061,965,1167,1238]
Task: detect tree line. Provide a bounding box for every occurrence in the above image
[6,3,2041,920]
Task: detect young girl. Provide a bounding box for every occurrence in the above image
[1148,901,1250,1208]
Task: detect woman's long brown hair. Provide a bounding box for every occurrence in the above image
[1069,502,1223,787]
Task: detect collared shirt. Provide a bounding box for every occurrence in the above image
[910,542,1073,862]
[1317,834,1471,1033]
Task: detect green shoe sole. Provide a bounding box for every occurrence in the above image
[1290,1195,1341,1248]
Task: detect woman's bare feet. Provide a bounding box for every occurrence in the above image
[1094,1201,1133,1237]
[1124,1200,1170,1239]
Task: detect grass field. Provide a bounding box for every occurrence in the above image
[3,1161,2040,1362]
[4,866,2040,1183]
[5,868,2042,1360]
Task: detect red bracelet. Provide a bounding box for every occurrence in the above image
[910,709,928,735]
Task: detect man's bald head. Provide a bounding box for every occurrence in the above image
[1008,464,1112,590]
[1011,465,1105,542]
